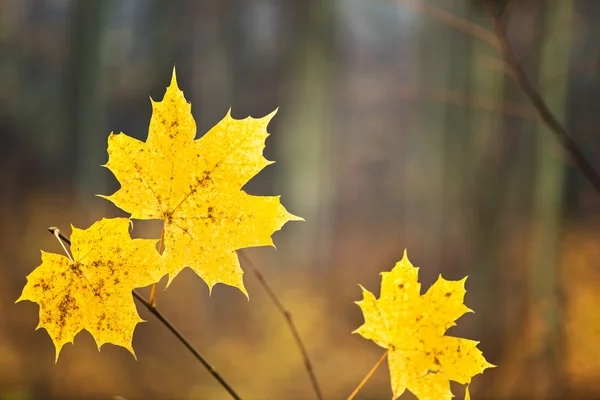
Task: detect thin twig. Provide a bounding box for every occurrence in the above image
[238,250,324,400]
[395,0,499,49]
[346,349,389,400]
[484,1,600,195]
[47,227,243,400]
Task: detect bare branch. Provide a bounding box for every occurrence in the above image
[484,1,600,195]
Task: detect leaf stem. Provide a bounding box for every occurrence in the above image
[47,227,243,400]
[149,226,165,307]
[50,227,73,261]
[238,250,324,400]
[346,349,389,400]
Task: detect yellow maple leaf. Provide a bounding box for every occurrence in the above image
[17,218,165,361]
[100,69,301,296]
[354,251,494,400]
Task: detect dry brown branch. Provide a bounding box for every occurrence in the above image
[484,0,600,195]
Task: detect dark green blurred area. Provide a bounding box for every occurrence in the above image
[2,1,600,399]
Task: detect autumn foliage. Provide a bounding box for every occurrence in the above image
[354,251,493,399]
[17,70,492,399]
[101,71,301,294]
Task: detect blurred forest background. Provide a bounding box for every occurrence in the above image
[1,0,600,399]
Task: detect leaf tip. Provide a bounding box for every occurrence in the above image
[165,273,177,289]
[15,290,27,303]
[53,342,66,363]
[170,65,178,89]
[242,287,250,301]
[263,107,278,123]
[289,213,305,222]
[127,345,138,361]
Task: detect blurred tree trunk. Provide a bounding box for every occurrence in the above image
[440,0,471,259]
[529,1,573,398]
[276,0,334,266]
[464,0,506,368]
[150,0,187,88]
[190,0,235,130]
[66,0,110,203]
[406,0,453,271]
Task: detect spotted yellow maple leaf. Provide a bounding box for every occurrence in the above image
[354,251,494,400]
[17,218,165,361]
[100,69,301,296]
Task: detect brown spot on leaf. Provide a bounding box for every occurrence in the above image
[97,312,106,331]
[70,263,82,276]
[198,171,211,187]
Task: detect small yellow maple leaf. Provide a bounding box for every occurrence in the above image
[100,68,302,296]
[354,250,494,400]
[17,218,165,361]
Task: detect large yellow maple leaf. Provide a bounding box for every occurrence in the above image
[17,218,165,361]
[101,69,301,296]
[354,251,494,400]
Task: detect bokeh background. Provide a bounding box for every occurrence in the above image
[1,0,600,399]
